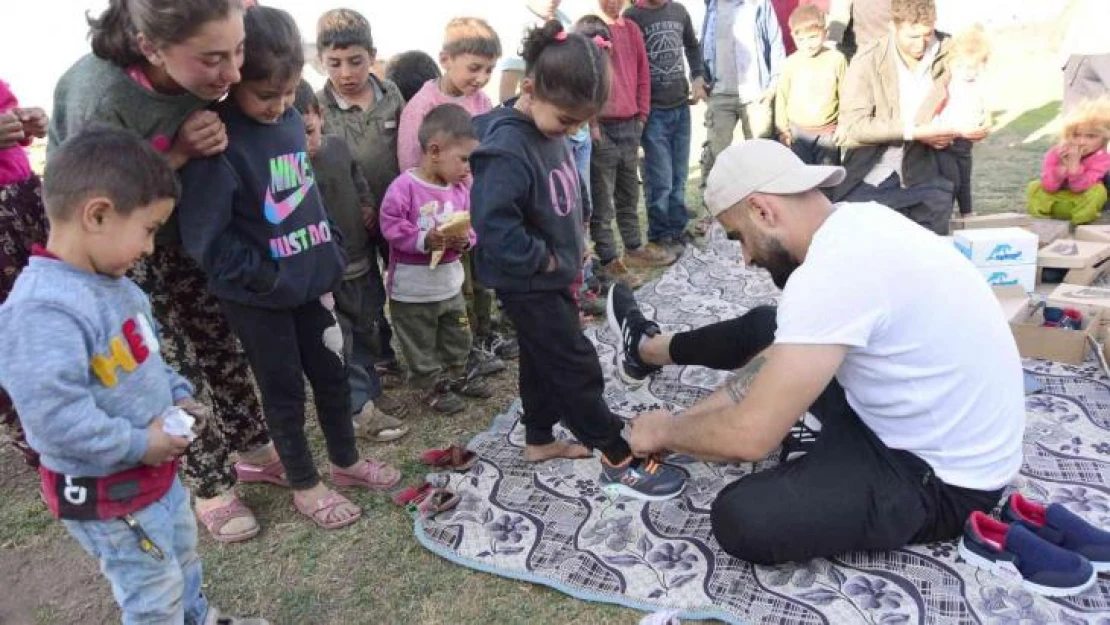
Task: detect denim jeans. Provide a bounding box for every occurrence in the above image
[642,105,691,242]
[63,478,208,625]
[789,127,841,167]
[567,132,593,219]
[334,274,383,414]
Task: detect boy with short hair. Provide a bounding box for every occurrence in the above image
[397,17,518,369]
[294,81,409,442]
[625,0,707,256]
[386,51,443,103]
[774,4,847,166]
[316,8,407,384]
[0,128,264,625]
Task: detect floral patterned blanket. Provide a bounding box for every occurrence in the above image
[414,229,1110,623]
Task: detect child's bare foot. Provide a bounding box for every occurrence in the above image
[293,483,361,529]
[524,440,592,462]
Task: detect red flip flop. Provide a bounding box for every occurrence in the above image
[393,482,460,518]
[418,445,478,471]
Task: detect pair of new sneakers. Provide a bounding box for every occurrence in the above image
[960,493,1110,596]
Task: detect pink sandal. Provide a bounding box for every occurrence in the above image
[293,490,361,530]
[235,459,288,487]
[196,496,260,544]
[331,459,401,490]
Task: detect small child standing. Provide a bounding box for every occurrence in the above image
[774,5,847,166]
[471,22,686,501]
[294,81,409,443]
[177,7,400,530]
[0,79,49,467]
[380,104,490,414]
[316,8,407,386]
[936,26,991,216]
[397,17,518,370]
[1027,97,1110,226]
[0,128,265,625]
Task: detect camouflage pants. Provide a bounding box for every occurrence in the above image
[0,176,48,467]
[131,243,270,498]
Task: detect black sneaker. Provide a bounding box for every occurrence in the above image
[425,380,465,415]
[483,332,519,361]
[778,415,821,463]
[466,346,506,377]
[606,283,661,386]
[451,367,494,399]
[599,456,686,501]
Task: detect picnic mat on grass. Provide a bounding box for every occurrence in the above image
[414,228,1110,624]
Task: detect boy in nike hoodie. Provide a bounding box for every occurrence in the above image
[471,22,686,501]
[177,7,400,531]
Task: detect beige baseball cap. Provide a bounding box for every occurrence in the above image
[704,139,846,217]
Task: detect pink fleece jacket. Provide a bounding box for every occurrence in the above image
[397,80,493,172]
[379,170,477,267]
[1041,144,1110,193]
[0,80,32,186]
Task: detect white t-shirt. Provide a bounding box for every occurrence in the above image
[774,202,1025,491]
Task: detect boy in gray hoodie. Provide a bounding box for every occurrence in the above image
[0,128,264,624]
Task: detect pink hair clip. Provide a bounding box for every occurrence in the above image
[592,35,612,50]
[554,31,569,42]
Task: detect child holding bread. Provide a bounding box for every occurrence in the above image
[380,103,490,414]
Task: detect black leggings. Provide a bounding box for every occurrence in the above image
[674,306,1003,564]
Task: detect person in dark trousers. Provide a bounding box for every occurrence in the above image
[177,7,400,531]
[471,21,686,501]
[616,139,1023,564]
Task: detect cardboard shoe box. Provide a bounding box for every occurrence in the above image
[1038,238,1110,269]
[980,264,1037,291]
[1047,284,1110,321]
[1075,225,1110,244]
[955,227,1039,267]
[950,212,1032,231]
[1022,219,1070,247]
[995,286,1102,365]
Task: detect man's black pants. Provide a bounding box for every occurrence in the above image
[499,289,630,462]
[670,306,1004,564]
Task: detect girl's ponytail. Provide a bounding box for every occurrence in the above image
[88,0,143,67]
[520,20,611,113]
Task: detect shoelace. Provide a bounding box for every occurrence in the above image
[639,458,661,475]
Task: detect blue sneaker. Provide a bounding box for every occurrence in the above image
[959,511,1097,597]
[599,456,686,502]
[606,283,661,386]
[1002,492,1110,573]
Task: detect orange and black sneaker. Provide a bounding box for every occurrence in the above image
[599,454,686,502]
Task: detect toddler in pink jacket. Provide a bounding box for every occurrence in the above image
[380,103,489,414]
[1027,97,1110,225]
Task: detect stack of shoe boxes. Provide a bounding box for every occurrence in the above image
[954,227,1039,291]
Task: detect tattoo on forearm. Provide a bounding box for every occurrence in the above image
[725,354,767,404]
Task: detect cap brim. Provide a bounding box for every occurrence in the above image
[760,165,846,195]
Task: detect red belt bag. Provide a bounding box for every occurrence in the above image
[39,461,177,521]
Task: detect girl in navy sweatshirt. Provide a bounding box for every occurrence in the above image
[470,22,686,501]
[177,7,400,530]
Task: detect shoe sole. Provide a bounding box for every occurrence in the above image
[957,537,1098,596]
[600,480,686,502]
[606,286,646,388]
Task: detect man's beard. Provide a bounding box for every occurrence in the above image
[759,237,799,290]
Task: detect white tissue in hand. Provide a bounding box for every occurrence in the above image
[162,406,197,442]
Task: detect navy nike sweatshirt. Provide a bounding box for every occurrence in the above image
[177,102,345,310]
[470,106,585,293]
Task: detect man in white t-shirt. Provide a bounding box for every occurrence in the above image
[617,139,1024,564]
